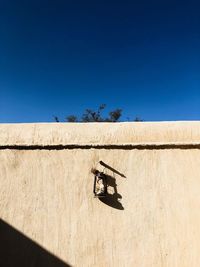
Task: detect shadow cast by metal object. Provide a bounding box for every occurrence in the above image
[99,192,124,210]
[99,161,126,178]
[98,174,124,210]
[0,219,71,267]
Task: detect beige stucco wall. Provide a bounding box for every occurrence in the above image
[1,121,200,146]
[1,122,200,266]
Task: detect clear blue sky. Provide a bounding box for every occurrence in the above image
[0,0,199,122]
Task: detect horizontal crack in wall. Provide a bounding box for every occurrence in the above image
[0,144,200,150]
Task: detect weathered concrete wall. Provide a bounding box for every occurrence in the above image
[1,122,200,267]
[1,121,200,146]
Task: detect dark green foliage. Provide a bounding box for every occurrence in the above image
[66,115,78,122]
[108,109,122,122]
[53,104,143,122]
[81,104,106,122]
[53,116,59,122]
[81,104,122,122]
[134,116,143,122]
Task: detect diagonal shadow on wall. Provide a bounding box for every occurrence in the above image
[0,219,71,267]
[99,174,124,210]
